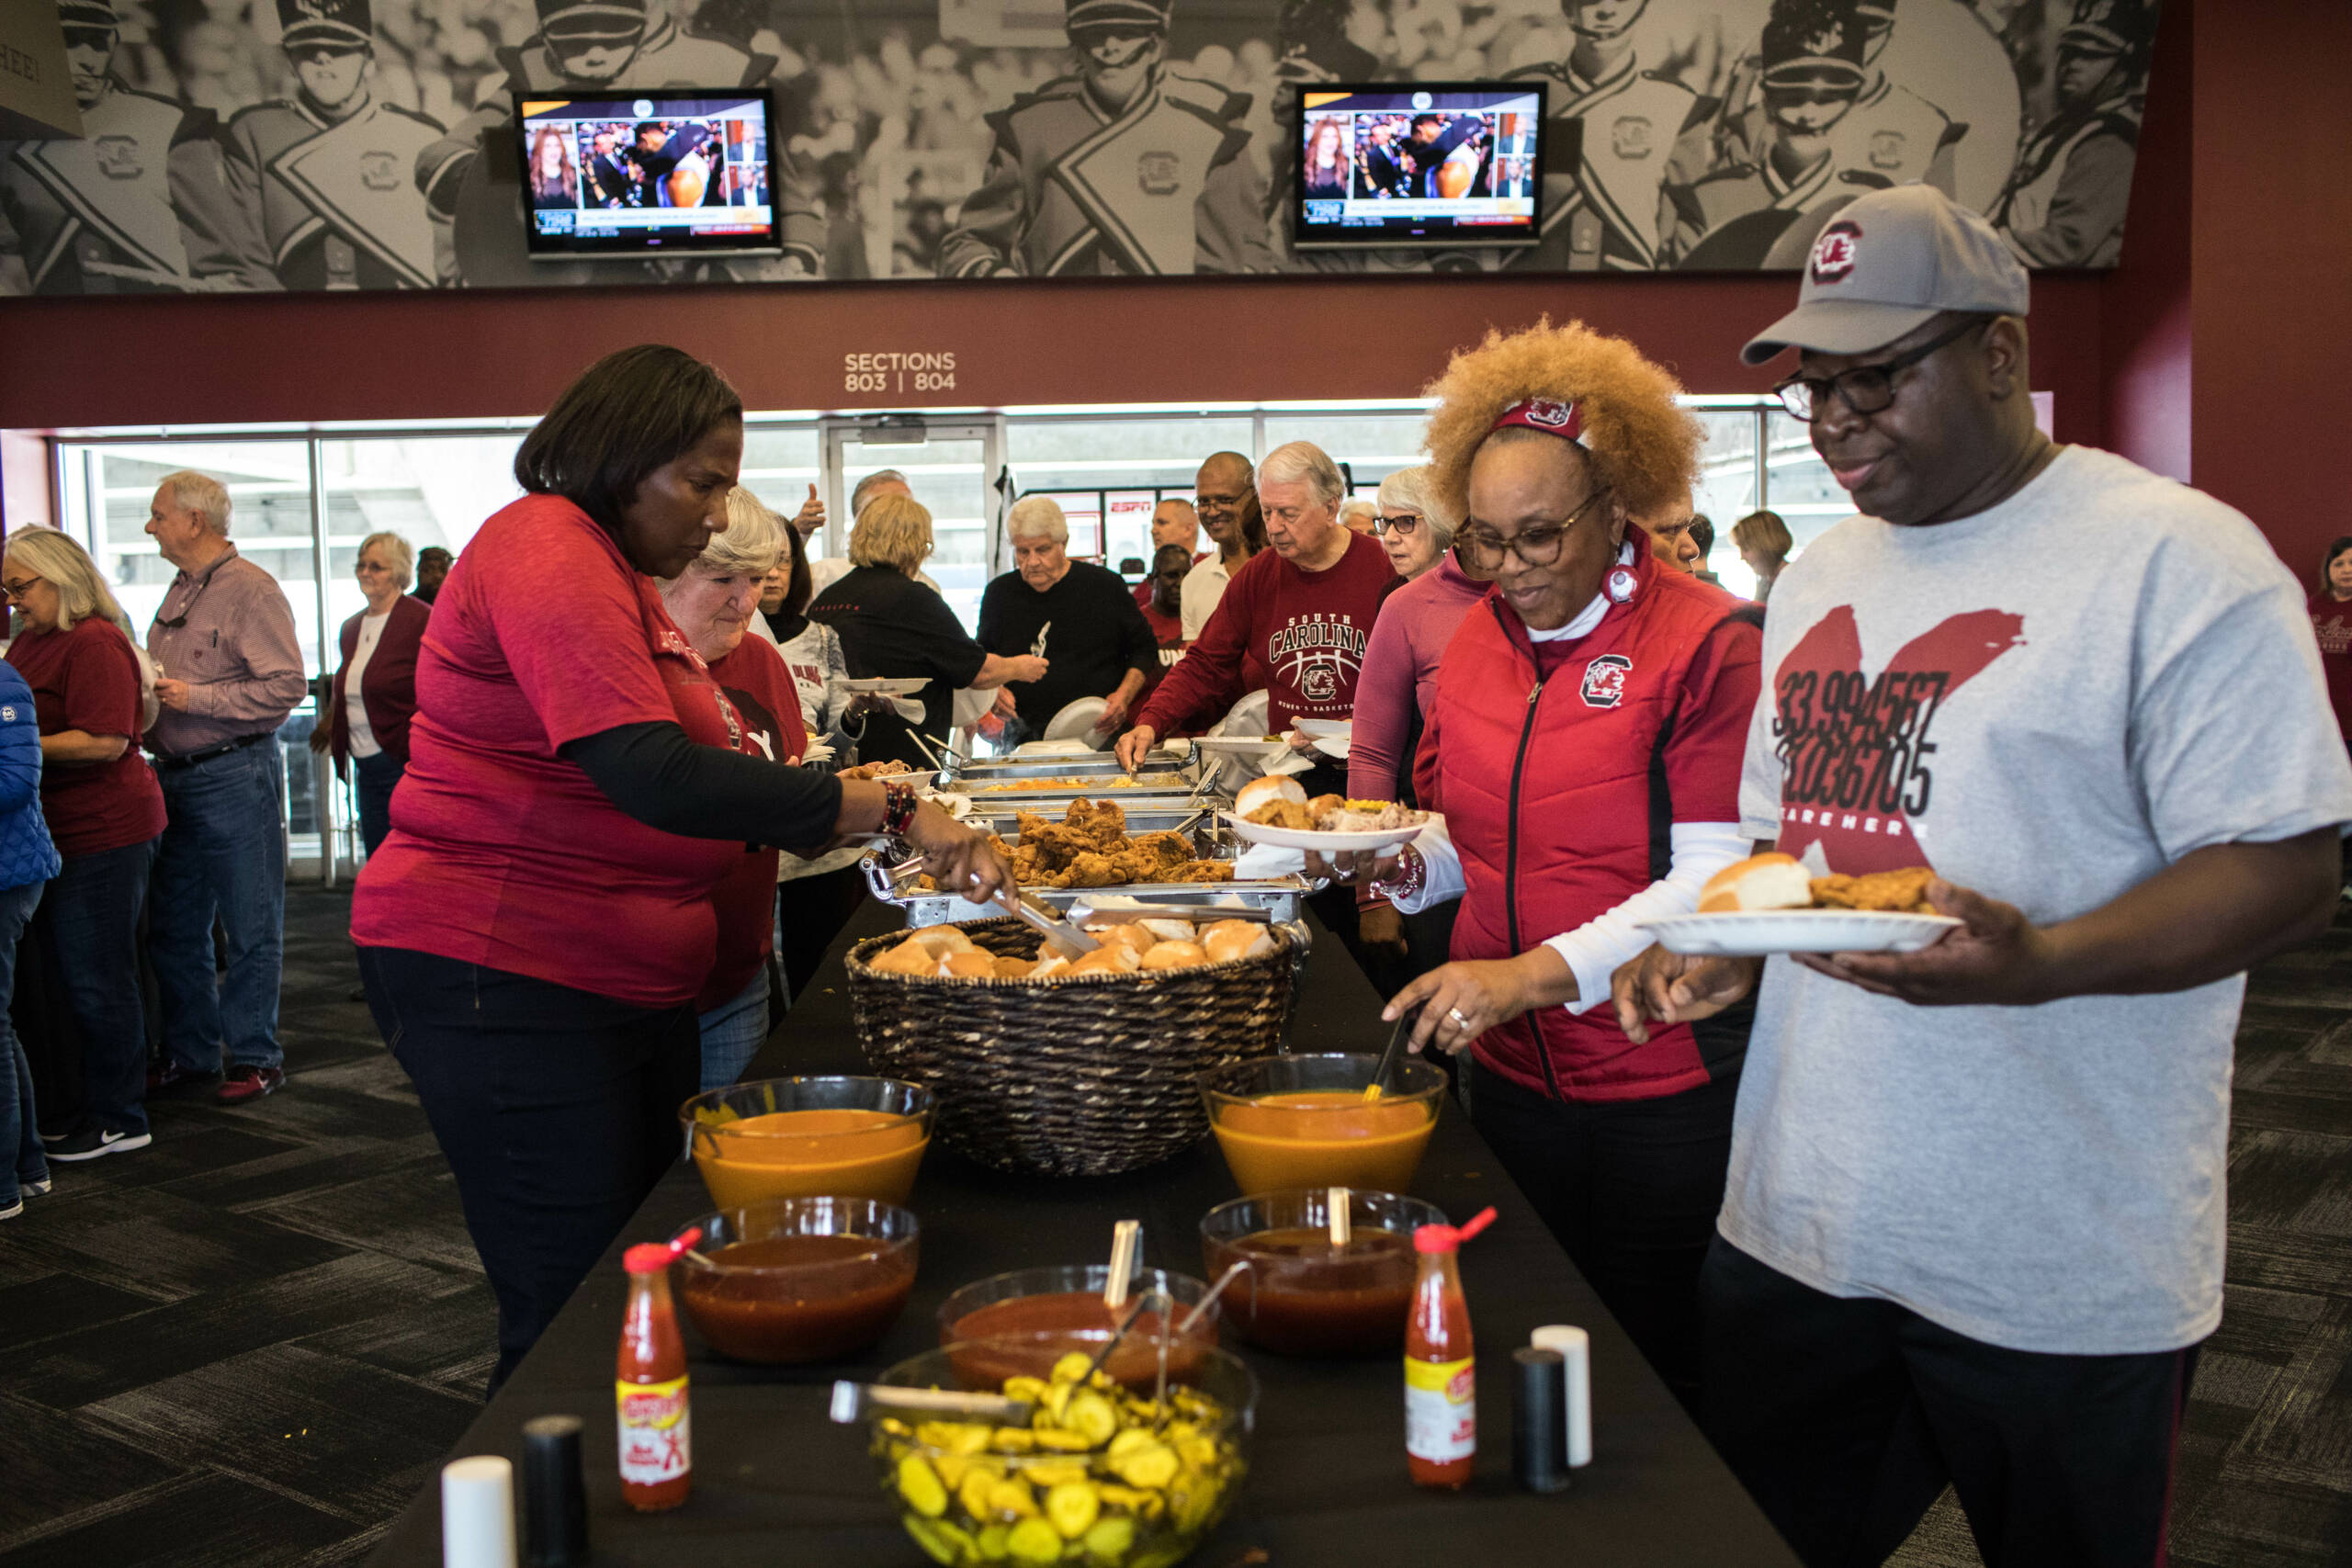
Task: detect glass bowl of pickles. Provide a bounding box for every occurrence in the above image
[868,1332,1258,1568]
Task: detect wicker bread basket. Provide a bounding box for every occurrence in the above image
[844,917,1305,1179]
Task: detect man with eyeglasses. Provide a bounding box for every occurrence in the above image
[1613,183,2352,1566]
[141,470,309,1106]
[1178,452,1263,642]
[1132,498,1204,611]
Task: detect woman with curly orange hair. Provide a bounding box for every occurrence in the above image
[1313,318,1760,1406]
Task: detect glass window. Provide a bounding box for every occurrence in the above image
[735,423,822,530]
[1764,415,1854,559]
[316,434,524,635]
[1689,410,1763,599]
[839,436,992,631]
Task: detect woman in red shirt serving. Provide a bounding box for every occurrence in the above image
[1,528,167,1162]
[1313,321,1762,1409]
[352,345,1007,1386]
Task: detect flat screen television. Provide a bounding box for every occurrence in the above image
[517,90,782,261]
[1293,84,1544,250]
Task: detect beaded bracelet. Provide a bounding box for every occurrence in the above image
[1371,843,1425,904]
[880,781,918,839]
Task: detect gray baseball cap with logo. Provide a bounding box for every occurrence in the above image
[1740,185,2030,366]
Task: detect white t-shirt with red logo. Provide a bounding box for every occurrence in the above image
[1725,445,2352,1355]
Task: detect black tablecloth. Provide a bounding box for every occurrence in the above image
[367,907,1799,1567]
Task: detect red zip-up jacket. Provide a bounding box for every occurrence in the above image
[1426,546,1759,1101]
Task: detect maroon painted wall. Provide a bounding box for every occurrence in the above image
[2098,0,2191,483]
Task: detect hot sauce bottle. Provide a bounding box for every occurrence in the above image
[1405,1206,1496,1490]
[616,1235,695,1512]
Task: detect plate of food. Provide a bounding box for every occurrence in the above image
[1221,777,1426,852]
[843,676,930,696]
[1639,854,1961,955]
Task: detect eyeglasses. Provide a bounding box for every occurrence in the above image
[1772,317,1986,421]
[1,577,40,601]
[1371,513,1423,537]
[1453,486,1612,572]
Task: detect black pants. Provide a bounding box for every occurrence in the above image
[1467,1058,1736,1409]
[1701,1237,2197,1568]
[776,864,870,1004]
[358,946,697,1392]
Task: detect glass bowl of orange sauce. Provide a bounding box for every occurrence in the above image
[1198,1055,1446,1196]
[672,1196,919,1363]
[681,1076,935,1209]
[1198,1188,1444,1356]
[935,1265,1222,1387]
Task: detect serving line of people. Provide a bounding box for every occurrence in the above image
[1297,185,2352,1568]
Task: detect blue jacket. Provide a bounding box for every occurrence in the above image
[0,661,60,890]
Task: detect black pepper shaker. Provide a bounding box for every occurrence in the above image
[1511,1347,1571,1495]
[520,1415,590,1566]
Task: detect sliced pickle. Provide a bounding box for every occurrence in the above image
[1080,1515,1136,1563]
[1005,1517,1063,1564]
[898,1453,950,1518]
[1063,1390,1118,1448]
[1113,1443,1179,1491]
[1048,1352,1094,1385]
[1045,1480,1100,1539]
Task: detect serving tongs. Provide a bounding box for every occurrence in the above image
[1066,900,1275,928]
[991,885,1101,956]
[828,1383,1035,1426]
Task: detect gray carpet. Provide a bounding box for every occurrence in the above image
[0,887,2346,1565]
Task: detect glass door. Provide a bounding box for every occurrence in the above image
[820,417,1005,634]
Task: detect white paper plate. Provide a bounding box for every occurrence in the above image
[1043,696,1110,742]
[1193,737,1289,754]
[1284,728,1350,760]
[1293,717,1352,739]
[844,676,929,695]
[1222,812,1424,853]
[1638,910,1962,956]
[1012,739,1102,758]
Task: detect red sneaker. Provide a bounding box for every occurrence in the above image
[217,1066,286,1104]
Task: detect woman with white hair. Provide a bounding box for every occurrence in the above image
[808,493,1047,769]
[310,530,430,856]
[1344,467,1480,992]
[657,493,803,1091]
[0,527,166,1163]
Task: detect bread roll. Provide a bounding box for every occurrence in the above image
[993,955,1039,979]
[1084,921,1159,958]
[1067,946,1140,977]
[941,950,997,979]
[908,924,978,958]
[1028,954,1071,981]
[1138,918,1197,944]
[1139,940,1209,971]
[1202,919,1275,964]
[1698,852,1814,914]
[870,938,943,976]
[1235,775,1308,818]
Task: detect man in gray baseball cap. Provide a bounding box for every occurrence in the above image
[1615,181,2352,1566]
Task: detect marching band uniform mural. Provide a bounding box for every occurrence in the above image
[0,0,241,293]
[1503,0,1715,273]
[940,0,1271,276]
[1993,0,2151,266]
[0,0,2168,292]
[220,0,445,290]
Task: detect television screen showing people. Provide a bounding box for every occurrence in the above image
[516,91,781,259]
[1294,85,1543,247]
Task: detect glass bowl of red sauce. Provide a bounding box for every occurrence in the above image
[1198,1055,1446,1196]
[671,1196,920,1364]
[681,1076,934,1210]
[1199,1188,1444,1356]
[935,1266,1221,1388]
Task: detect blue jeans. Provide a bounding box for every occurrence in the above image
[152,742,286,1074]
[35,839,156,1135]
[695,968,770,1093]
[0,880,50,1205]
[353,750,404,859]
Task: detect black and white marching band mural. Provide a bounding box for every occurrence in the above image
[0,0,2160,292]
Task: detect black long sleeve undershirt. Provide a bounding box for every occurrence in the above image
[562,721,846,848]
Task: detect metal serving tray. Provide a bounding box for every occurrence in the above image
[941,753,1192,784]
[875,880,1310,930]
[956,797,1216,829]
[944,776,1197,802]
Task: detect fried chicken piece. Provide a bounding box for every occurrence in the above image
[1063,851,1125,889]
[1809,866,1937,913]
[1306,794,1348,819]
[1164,860,1236,884]
[1127,830,1194,872]
[1245,799,1319,831]
[1064,797,1128,850]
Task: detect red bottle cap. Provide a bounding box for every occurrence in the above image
[1413,1205,1498,1253]
[623,1226,704,1274]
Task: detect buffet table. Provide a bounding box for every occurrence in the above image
[367,907,1801,1567]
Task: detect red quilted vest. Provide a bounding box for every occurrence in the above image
[1429,547,1745,1102]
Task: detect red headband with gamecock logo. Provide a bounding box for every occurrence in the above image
[1489,398,1584,441]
